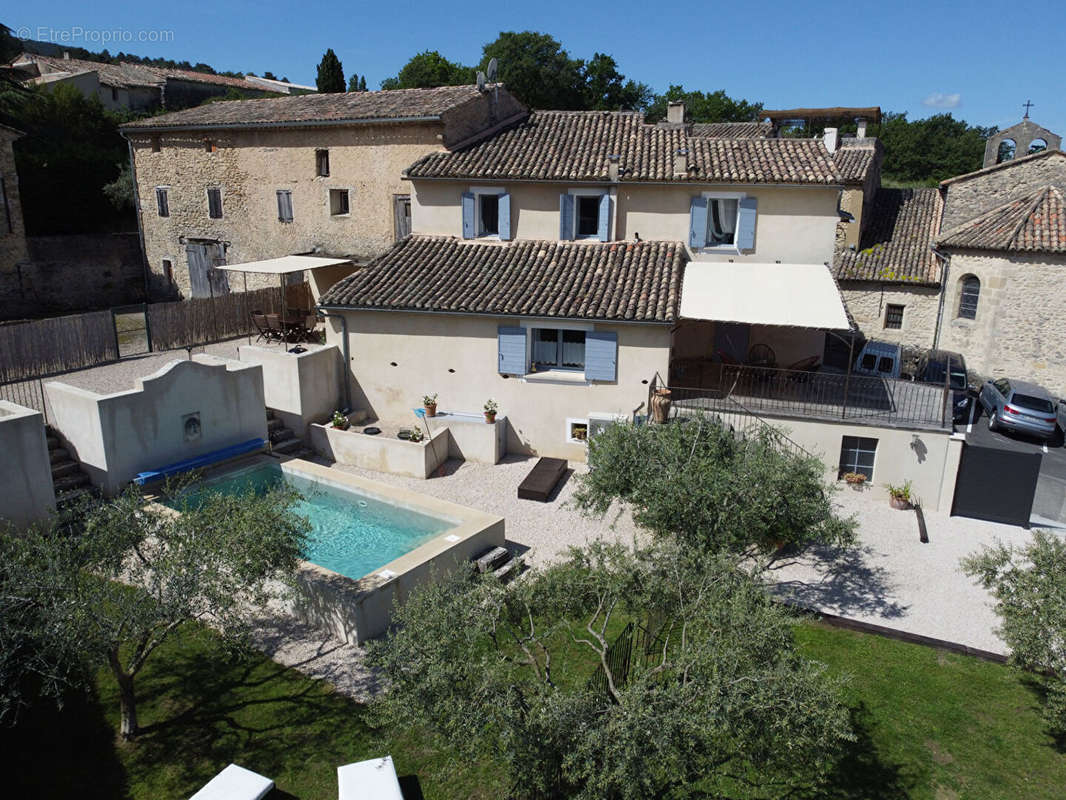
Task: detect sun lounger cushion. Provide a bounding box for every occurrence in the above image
[337,755,403,800]
[517,457,567,502]
[189,763,274,800]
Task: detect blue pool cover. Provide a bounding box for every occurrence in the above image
[133,437,268,485]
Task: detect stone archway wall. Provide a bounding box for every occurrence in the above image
[983,120,1061,167]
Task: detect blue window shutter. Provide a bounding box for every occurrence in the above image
[597,193,611,241]
[736,196,758,250]
[461,192,475,239]
[689,196,708,248]
[498,193,512,240]
[584,331,617,382]
[559,193,574,240]
[498,325,526,374]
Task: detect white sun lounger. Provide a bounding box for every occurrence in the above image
[337,755,404,800]
[190,763,274,800]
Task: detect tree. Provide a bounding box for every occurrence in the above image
[315,48,345,93]
[572,416,854,556]
[1,483,309,738]
[263,71,278,81]
[878,112,994,185]
[379,50,475,90]
[347,74,361,92]
[359,76,367,92]
[102,162,134,211]
[582,53,651,111]
[644,85,763,124]
[963,531,1066,733]
[369,539,854,799]
[479,31,587,110]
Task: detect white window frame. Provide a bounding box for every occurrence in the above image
[328,187,352,217]
[529,327,589,373]
[566,417,590,444]
[516,318,594,383]
[469,186,504,239]
[568,187,607,240]
[699,190,747,252]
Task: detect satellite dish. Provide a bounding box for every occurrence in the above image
[476,70,486,91]
[486,57,498,83]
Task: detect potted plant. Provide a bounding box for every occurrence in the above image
[409,427,425,443]
[484,398,498,424]
[331,410,350,431]
[842,471,867,488]
[423,393,438,417]
[887,480,913,510]
[651,388,672,424]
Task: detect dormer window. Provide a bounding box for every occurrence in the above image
[479,194,499,236]
[576,196,599,238]
[461,188,511,240]
[559,190,611,242]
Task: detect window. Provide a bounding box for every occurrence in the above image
[690,194,756,250]
[1,177,13,233]
[1028,138,1049,155]
[204,139,217,153]
[884,304,904,329]
[155,187,169,217]
[839,436,877,480]
[111,87,118,102]
[576,196,599,238]
[532,329,586,371]
[329,189,350,216]
[996,138,1016,163]
[207,187,223,219]
[161,259,173,283]
[479,193,499,236]
[150,136,161,153]
[958,275,980,319]
[316,149,330,177]
[276,190,293,222]
[707,197,739,246]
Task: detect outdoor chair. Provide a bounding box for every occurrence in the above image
[251,312,280,343]
[746,343,777,368]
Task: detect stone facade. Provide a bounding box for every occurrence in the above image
[940,151,1066,232]
[938,250,1066,394]
[0,125,29,276]
[983,119,1061,168]
[840,282,941,349]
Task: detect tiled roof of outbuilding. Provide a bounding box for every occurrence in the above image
[406,110,846,184]
[120,84,491,130]
[14,53,265,92]
[318,235,686,322]
[834,188,943,285]
[938,185,1066,254]
[833,139,881,185]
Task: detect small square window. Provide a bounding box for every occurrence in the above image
[316,149,330,177]
[839,436,877,480]
[205,139,217,153]
[207,187,222,219]
[329,189,350,216]
[884,304,904,329]
[576,196,599,237]
[479,194,499,236]
[150,136,161,153]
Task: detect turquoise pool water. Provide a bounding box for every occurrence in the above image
[169,462,453,580]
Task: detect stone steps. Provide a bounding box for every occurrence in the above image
[473,545,525,583]
[50,460,81,480]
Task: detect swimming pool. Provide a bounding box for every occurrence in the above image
[170,461,455,581]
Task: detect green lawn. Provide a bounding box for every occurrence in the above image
[3,622,1063,799]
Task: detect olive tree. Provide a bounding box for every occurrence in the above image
[369,540,854,799]
[963,531,1066,733]
[573,416,854,557]
[1,483,308,738]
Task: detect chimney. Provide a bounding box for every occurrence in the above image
[607,154,620,182]
[823,127,839,154]
[667,101,685,125]
[855,117,868,138]
[673,148,688,177]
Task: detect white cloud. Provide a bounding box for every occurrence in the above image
[922,92,961,109]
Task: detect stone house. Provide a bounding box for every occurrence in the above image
[0,123,29,275]
[315,108,961,510]
[120,85,525,298]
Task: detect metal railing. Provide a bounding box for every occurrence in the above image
[664,362,950,431]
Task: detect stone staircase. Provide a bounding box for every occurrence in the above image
[474,545,525,583]
[46,427,94,508]
[266,409,309,457]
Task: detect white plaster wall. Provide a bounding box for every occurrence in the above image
[46,356,268,495]
[309,423,450,479]
[327,311,671,462]
[0,401,56,529]
[238,344,342,436]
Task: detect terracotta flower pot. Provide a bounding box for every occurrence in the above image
[889,495,912,510]
[424,403,437,418]
[651,388,672,424]
[485,412,497,424]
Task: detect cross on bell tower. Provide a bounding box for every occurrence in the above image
[1023,99,1034,119]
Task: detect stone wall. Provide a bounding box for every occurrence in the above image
[0,127,29,275]
[840,281,941,349]
[0,233,146,321]
[129,122,446,299]
[939,250,1066,394]
[941,152,1066,232]
[982,119,1061,168]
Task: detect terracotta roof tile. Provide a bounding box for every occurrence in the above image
[406,110,847,185]
[687,121,771,138]
[16,53,265,93]
[938,185,1066,254]
[121,84,489,130]
[834,188,942,285]
[319,235,686,322]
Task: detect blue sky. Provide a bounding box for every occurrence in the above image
[6,0,1062,133]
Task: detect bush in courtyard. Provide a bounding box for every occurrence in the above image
[572,416,855,557]
[964,531,1066,734]
[368,540,855,800]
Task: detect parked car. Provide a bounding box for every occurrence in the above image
[979,378,1058,440]
[915,350,971,422]
[852,340,902,379]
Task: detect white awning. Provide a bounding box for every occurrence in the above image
[680,261,851,330]
[215,255,352,275]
